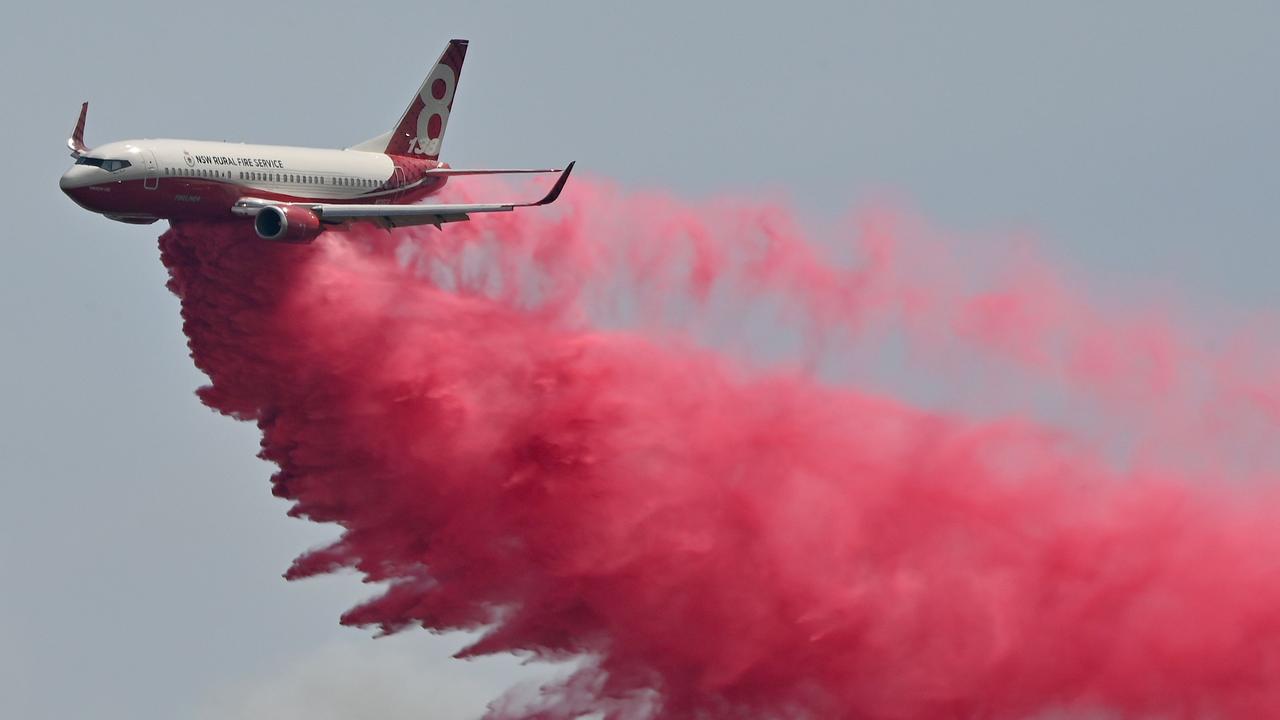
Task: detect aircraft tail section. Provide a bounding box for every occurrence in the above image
[355,39,468,159]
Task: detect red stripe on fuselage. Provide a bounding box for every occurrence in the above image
[63,156,448,222]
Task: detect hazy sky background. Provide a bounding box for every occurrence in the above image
[3,3,1278,718]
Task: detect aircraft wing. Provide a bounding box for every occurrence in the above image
[421,167,561,177]
[234,162,574,230]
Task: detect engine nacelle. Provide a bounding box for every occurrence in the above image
[254,205,322,243]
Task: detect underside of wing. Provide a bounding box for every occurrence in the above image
[315,203,501,229]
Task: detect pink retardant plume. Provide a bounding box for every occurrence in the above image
[159,178,1280,720]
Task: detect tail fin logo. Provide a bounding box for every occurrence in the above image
[410,63,456,156]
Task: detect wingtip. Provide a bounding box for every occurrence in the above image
[535,161,575,206]
[69,101,90,157]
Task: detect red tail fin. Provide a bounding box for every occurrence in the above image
[381,39,468,159]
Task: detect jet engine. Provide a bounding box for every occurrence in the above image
[254,205,322,243]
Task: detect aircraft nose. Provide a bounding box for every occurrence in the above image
[60,165,89,191]
[60,165,102,210]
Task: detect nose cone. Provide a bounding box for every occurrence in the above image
[60,165,102,210]
[60,165,92,190]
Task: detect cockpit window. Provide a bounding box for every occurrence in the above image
[74,157,132,172]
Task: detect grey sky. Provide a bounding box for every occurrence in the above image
[2,2,1278,719]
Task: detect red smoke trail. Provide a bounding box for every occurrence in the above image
[161,181,1280,719]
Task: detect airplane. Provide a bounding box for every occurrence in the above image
[59,39,574,242]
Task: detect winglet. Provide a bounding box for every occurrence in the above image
[531,161,575,206]
[67,102,88,157]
